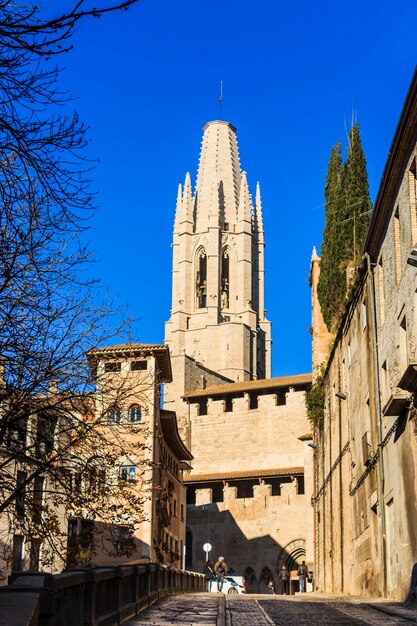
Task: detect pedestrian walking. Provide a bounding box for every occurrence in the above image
[278,564,290,595]
[267,580,275,594]
[297,560,309,593]
[203,559,214,591]
[214,556,228,593]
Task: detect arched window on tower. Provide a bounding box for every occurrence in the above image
[196,250,207,308]
[221,250,229,309]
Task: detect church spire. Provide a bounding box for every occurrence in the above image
[194,121,241,229]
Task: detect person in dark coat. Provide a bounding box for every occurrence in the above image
[203,559,214,591]
[278,564,290,595]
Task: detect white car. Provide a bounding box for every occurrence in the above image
[209,575,246,595]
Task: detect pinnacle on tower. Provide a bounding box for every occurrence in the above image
[238,171,253,223]
[173,183,183,230]
[255,182,264,233]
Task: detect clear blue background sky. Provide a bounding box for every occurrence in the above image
[55,0,415,377]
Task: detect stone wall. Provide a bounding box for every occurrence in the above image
[185,385,314,591]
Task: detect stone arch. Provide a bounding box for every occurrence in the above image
[259,566,274,594]
[244,566,257,593]
[277,539,306,574]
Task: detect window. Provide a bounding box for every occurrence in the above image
[120,466,136,482]
[249,393,258,410]
[181,503,184,521]
[224,396,233,412]
[196,250,207,308]
[186,486,196,505]
[29,539,42,571]
[108,409,121,424]
[197,399,207,416]
[104,362,121,373]
[16,471,27,519]
[129,405,142,422]
[296,476,305,495]
[221,251,230,309]
[33,476,44,524]
[173,498,177,517]
[131,360,147,371]
[12,535,24,571]
[275,390,286,406]
[232,480,255,499]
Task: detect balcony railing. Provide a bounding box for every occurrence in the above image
[0,562,205,625]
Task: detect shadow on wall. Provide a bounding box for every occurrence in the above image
[187,504,305,594]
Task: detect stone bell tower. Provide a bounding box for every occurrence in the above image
[164,121,271,427]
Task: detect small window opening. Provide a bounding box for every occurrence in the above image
[186,486,196,505]
[296,476,305,494]
[265,478,281,496]
[224,396,233,412]
[224,222,229,231]
[119,466,136,482]
[197,399,207,416]
[231,480,256,499]
[212,482,224,503]
[221,251,230,309]
[108,408,121,424]
[249,393,258,409]
[105,362,121,373]
[275,390,286,406]
[196,252,207,308]
[131,360,147,371]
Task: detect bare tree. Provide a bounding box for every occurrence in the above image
[0,0,161,577]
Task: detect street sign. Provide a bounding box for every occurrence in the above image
[203,543,212,553]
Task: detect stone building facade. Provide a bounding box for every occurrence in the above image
[312,70,417,600]
[164,120,313,592]
[0,344,192,582]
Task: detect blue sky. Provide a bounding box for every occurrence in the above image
[55,0,415,377]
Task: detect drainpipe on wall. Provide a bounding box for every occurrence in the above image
[366,252,387,597]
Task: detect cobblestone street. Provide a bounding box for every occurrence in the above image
[125,593,417,626]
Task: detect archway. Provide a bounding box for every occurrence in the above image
[276,539,306,595]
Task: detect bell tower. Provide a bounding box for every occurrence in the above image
[164,121,271,427]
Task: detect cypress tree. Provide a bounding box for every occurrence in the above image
[317,124,372,331]
[341,124,372,266]
[317,142,344,330]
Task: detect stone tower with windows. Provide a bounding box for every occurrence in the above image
[164,121,272,431]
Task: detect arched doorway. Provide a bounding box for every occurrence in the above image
[276,539,306,595]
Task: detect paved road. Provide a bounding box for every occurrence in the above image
[125,593,417,626]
